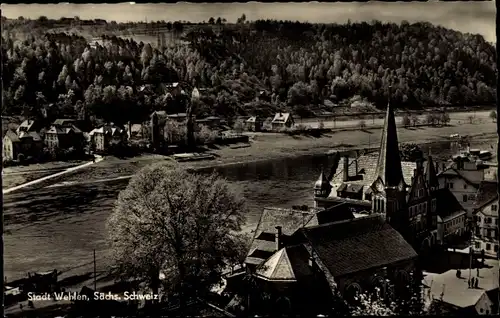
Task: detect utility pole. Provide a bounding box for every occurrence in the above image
[93,249,97,291]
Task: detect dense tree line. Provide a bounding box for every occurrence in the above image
[1,17,496,126]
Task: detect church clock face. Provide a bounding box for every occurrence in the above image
[376,181,384,192]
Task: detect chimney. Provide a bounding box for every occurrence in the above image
[343,156,349,182]
[275,226,282,251]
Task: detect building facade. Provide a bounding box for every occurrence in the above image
[473,181,499,258]
[312,102,454,251]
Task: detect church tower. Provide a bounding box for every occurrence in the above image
[314,169,332,206]
[371,98,408,232]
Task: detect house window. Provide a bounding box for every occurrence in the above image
[475,227,480,235]
[486,243,491,251]
[494,245,499,253]
[477,216,482,223]
[431,199,436,212]
[475,242,480,249]
[463,195,468,202]
[487,217,492,224]
[463,184,467,189]
[447,182,454,189]
[492,205,498,211]
[423,202,427,213]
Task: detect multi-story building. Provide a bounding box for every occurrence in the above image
[473,180,499,258]
[437,158,486,217]
[45,119,85,152]
[3,130,43,161]
[88,124,128,153]
[313,101,465,251]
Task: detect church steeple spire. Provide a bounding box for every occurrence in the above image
[375,89,405,188]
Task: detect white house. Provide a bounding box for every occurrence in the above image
[473,180,498,258]
[437,162,484,217]
[435,189,468,245]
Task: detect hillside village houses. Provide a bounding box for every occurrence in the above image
[45,119,85,153]
[88,124,128,153]
[473,180,499,258]
[271,112,295,130]
[245,116,263,132]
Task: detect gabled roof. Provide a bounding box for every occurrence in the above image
[433,188,466,219]
[375,102,405,188]
[245,207,319,266]
[329,155,415,196]
[255,244,313,282]
[437,168,480,188]
[16,119,37,133]
[246,116,260,123]
[255,245,313,282]
[474,180,498,211]
[4,130,20,142]
[298,215,418,277]
[272,113,292,124]
[314,170,332,191]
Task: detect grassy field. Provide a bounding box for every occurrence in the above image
[2,161,85,189]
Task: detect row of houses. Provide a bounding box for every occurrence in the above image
[243,112,295,132]
[2,118,131,162]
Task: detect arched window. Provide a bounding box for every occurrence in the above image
[345,283,363,302]
[381,200,385,212]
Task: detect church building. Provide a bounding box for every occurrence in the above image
[314,101,466,250]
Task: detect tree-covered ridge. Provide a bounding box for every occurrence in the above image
[1,17,497,125]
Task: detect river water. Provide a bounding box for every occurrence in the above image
[3,139,496,281]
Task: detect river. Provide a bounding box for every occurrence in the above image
[3,139,496,282]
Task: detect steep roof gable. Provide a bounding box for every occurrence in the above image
[374,102,405,188]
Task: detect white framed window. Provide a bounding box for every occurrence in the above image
[492,204,498,211]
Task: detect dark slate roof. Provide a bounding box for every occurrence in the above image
[474,180,498,210]
[315,203,355,225]
[329,155,415,194]
[315,196,372,208]
[433,188,466,219]
[255,244,313,282]
[299,215,418,277]
[245,207,319,266]
[375,102,405,187]
[425,156,439,189]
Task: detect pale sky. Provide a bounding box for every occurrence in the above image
[1,1,496,42]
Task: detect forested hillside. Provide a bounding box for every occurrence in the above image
[1,17,497,125]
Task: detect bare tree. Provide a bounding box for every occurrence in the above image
[107,164,247,308]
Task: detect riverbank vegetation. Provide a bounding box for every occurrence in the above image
[1,16,496,126]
